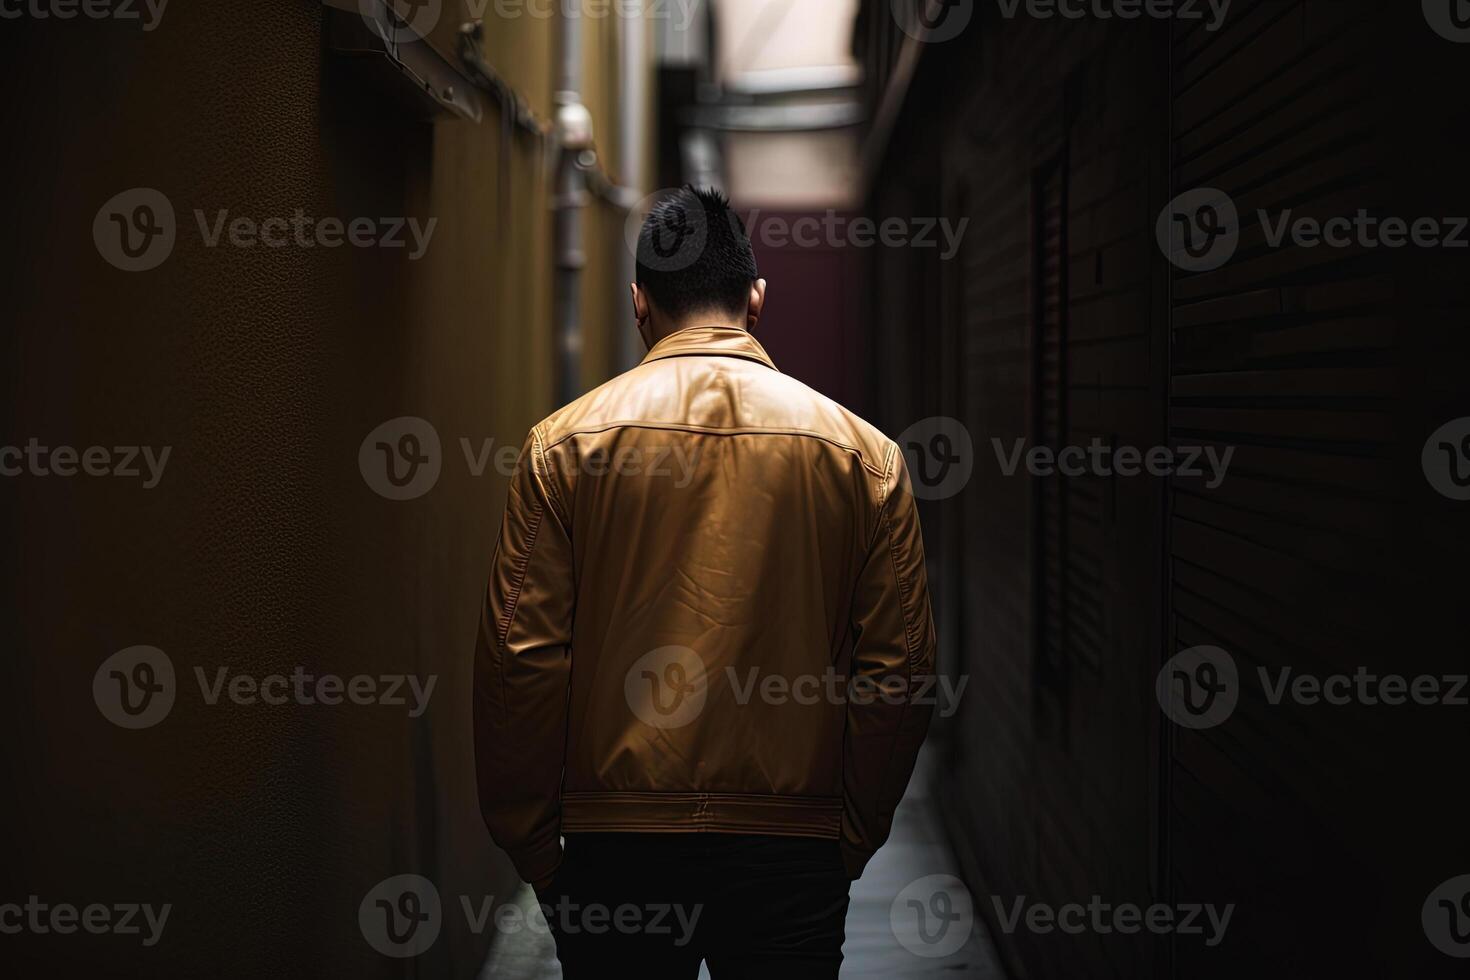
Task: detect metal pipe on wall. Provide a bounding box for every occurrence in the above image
[617,6,648,373]
[553,7,589,405]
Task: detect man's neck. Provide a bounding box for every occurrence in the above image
[648,316,746,345]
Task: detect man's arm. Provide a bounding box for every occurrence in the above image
[473,426,575,888]
[841,443,938,880]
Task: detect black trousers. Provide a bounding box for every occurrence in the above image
[535,832,851,979]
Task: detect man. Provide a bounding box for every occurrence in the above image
[474,186,936,978]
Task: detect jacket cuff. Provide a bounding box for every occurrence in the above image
[507,835,564,887]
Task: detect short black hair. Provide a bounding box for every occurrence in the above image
[635,185,758,320]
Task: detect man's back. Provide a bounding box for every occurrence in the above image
[476,324,933,881]
[545,325,899,823]
[473,186,935,978]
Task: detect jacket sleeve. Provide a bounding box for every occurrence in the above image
[474,426,575,885]
[841,443,938,879]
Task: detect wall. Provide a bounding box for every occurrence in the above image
[0,1,649,975]
[858,1,1470,977]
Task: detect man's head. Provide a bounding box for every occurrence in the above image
[631,186,766,346]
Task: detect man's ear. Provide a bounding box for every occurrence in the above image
[631,282,651,323]
[747,278,767,332]
[630,282,653,348]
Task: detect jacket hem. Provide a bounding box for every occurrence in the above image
[561,791,842,837]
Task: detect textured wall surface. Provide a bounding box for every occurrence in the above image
[0,1,598,974]
[857,2,1470,977]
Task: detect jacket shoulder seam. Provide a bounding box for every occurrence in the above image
[542,420,887,477]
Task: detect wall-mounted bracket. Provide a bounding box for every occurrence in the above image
[322,0,483,123]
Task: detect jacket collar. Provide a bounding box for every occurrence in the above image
[640,325,777,371]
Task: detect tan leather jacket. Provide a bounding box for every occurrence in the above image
[474,325,936,884]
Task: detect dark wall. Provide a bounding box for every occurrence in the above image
[0,4,553,975]
[1163,5,1469,977]
[860,1,1469,977]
